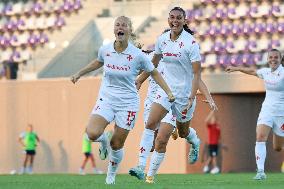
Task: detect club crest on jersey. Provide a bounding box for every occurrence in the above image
[127,55,133,61]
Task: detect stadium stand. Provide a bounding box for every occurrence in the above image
[1,0,283,79]
[142,0,284,73]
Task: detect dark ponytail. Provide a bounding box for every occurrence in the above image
[183,24,194,35]
[170,7,194,35]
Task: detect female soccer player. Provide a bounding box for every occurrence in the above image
[129,7,217,183]
[226,49,284,180]
[134,49,217,183]
[18,124,40,174]
[70,16,174,184]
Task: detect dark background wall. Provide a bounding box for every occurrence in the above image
[187,93,282,173]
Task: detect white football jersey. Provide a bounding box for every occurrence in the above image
[97,42,155,111]
[257,65,284,116]
[155,29,201,98]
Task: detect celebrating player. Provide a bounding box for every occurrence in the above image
[70,16,174,184]
[226,49,284,180]
[129,7,217,183]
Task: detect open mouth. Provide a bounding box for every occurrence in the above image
[171,23,179,29]
[117,31,125,36]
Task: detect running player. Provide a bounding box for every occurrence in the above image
[70,16,174,184]
[18,124,40,174]
[132,50,217,182]
[129,7,216,183]
[226,49,284,180]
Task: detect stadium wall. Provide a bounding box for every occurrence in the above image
[38,21,103,78]
[0,76,282,174]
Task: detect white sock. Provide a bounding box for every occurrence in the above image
[186,127,199,144]
[95,132,108,149]
[138,129,155,169]
[147,151,165,177]
[255,142,266,171]
[107,148,124,176]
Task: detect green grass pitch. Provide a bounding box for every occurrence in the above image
[0,173,283,189]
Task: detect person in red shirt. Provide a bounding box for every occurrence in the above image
[203,111,221,174]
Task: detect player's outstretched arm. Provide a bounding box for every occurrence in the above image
[225,66,257,76]
[70,60,103,84]
[199,80,218,111]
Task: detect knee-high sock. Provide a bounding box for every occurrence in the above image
[147,151,165,177]
[138,129,155,169]
[186,127,199,144]
[107,148,124,176]
[255,142,266,171]
[95,132,108,149]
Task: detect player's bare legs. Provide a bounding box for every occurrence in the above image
[254,124,271,180]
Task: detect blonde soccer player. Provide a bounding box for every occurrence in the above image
[70,16,174,184]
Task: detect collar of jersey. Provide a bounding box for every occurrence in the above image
[271,64,283,75]
[110,41,132,55]
[167,29,185,42]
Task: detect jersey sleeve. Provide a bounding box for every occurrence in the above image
[140,53,155,73]
[154,36,163,55]
[189,42,201,63]
[97,46,105,63]
[256,68,266,79]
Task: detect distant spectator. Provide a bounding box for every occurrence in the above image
[79,133,103,175]
[202,111,221,174]
[18,124,40,174]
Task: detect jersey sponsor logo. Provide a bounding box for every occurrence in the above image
[179,41,184,48]
[126,111,136,126]
[127,55,133,61]
[163,52,181,58]
[106,63,130,71]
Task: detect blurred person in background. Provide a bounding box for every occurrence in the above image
[18,124,40,174]
[202,110,221,174]
[79,133,103,175]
